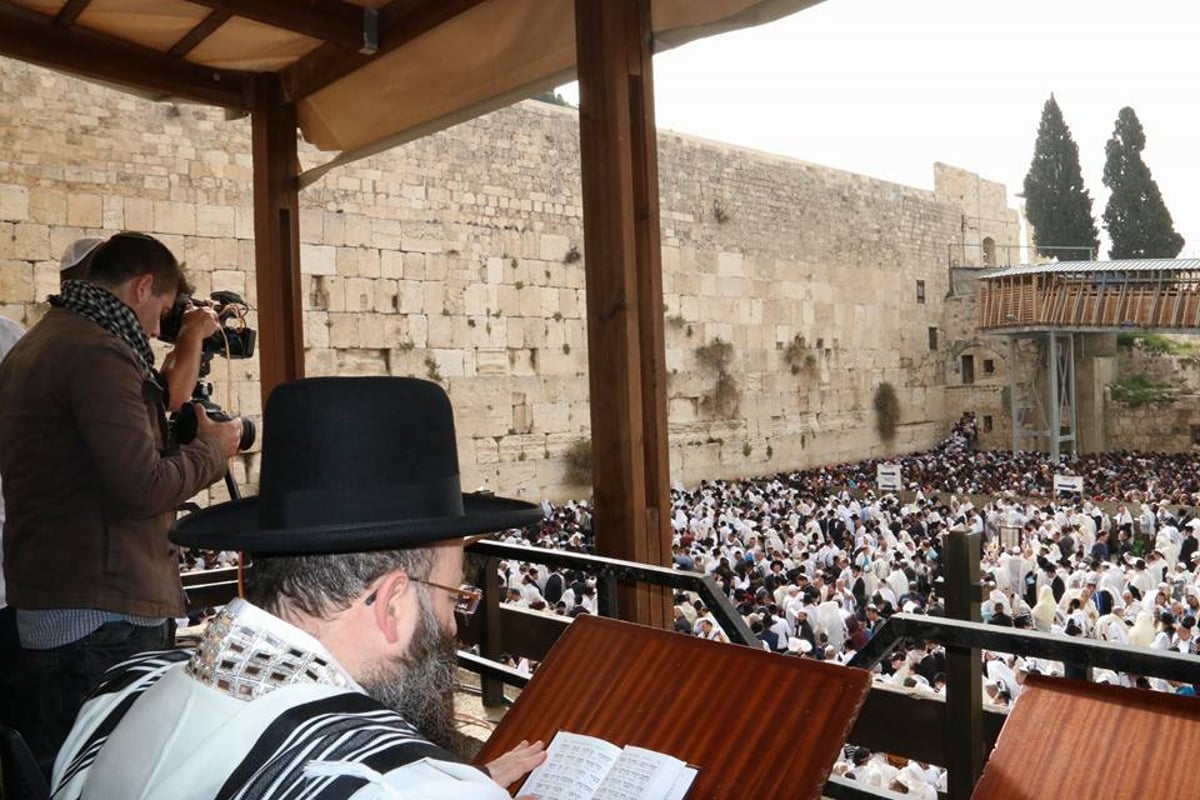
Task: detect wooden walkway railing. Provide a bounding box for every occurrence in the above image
[978,271,1200,331]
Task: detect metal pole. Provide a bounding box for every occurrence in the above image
[1066,334,1077,456]
[481,556,504,707]
[1009,337,1018,453]
[944,529,983,800]
[1047,332,1059,460]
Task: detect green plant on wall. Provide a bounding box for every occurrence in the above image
[873,382,900,443]
[1109,374,1173,407]
[424,355,442,383]
[695,338,739,418]
[1117,332,1197,357]
[782,335,818,375]
[564,437,592,486]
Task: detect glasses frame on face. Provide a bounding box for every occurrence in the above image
[363,578,483,616]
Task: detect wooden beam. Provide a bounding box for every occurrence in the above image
[251,74,305,403]
[0,1,252,109]
[53,0,90,27]
[188,0,376,53]
[280,0,485,102]
[167,9,233,59]
[575,0,672,629]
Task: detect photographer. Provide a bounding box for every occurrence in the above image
[0,232,242,769]
[58,236,218,414]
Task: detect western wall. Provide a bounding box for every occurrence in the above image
[9,56,1188,506]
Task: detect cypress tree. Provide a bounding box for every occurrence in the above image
[1022,95,1099,261]
[1102,106,1184,259]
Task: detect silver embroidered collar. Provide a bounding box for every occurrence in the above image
[187,598,360,701]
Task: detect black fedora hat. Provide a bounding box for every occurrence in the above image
[171,377,541,554]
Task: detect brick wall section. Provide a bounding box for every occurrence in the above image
[1,58,1028,502]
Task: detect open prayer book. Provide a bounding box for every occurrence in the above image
[518,731,698,800]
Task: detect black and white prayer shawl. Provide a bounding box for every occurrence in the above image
[50,642,503,798]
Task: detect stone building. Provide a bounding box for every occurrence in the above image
[1,57,1029,503]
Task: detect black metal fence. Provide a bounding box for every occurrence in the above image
[180,539,1200,800]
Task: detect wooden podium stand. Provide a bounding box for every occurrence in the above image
[972,674,1200,799]
[475,615,872,799]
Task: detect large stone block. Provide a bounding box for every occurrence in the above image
[154,201,196,235]
[344,277,374,312]
[300,244,337,276]
[197,205,236,238]
[29,188,66,225]
[0,261,34,303]
[0,185,29,222]
[12,223,49,262]
[381,250,405,279]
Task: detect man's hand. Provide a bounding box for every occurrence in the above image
[486,739,546,789]
[178,304,220,342]
[193,404,241,458]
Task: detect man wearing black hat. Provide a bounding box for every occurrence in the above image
[50,378,547,798]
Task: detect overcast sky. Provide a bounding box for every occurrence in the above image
[558,0,1198,259]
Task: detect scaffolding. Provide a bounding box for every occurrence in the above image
[1008,333,1076,458]
[979,259,1200,457]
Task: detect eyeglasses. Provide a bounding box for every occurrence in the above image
[364,579,483,616]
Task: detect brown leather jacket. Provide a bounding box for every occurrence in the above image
[0,307,227,617]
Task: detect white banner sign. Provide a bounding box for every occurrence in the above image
[1053,474,1084,496]
[876,463,902,492]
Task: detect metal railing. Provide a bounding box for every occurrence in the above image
[178,540,1200,800]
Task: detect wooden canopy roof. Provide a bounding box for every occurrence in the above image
[0,0,823,628]
[0,0,818,184]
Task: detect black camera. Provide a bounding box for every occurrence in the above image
[160,290,256,358]
[161,291,257,452]
[175,398,256,452]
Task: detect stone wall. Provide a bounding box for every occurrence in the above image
[1104,340,1200,452]
[0,58,1021,502]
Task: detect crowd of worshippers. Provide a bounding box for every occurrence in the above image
[783,414,1200,505]
[489,423,1200,701]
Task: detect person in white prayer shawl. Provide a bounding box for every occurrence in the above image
[1030,585,1058,633]
[1128,610,1157,648]
[816,600,847,654]
[51,378,548,800]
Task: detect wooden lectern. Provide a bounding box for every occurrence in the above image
[972,674,1200,799]
[475,615,872,799]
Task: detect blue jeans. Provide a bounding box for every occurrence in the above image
[13,620,171,775]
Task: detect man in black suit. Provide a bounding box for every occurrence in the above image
[989,602,1014,627]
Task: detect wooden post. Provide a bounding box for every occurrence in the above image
[251,74,305,406]
[574,0,672,627]
[944,529,984,800]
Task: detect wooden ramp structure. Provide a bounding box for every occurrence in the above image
[972,674,1200,800]
[977,259,1200,332]
[974,259,1200,458]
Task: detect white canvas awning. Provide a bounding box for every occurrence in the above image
[1,0,821,184]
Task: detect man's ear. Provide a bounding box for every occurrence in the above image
[371,571,410,645]
[132,273,155,304]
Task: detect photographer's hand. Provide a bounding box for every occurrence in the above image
[180,304,220,340]
[193,403,242,459]
[162,305,221,413]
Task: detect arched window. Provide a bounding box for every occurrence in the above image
[982,237,996,267]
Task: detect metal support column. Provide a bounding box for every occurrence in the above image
[1047,332,1077,459]
[1047,332,1060,460]
[944,529,983,800]
[1009,337,1018,453]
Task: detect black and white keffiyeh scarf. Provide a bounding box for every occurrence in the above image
[50,279,157,378]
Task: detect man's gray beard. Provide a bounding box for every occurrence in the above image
[359,590,462,755]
